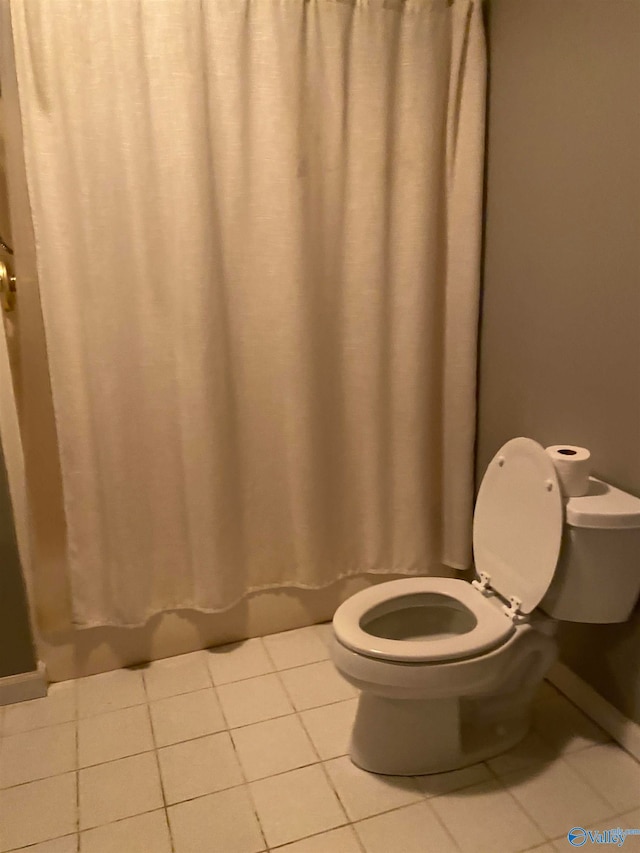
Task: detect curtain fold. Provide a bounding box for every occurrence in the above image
[10,0,485,627]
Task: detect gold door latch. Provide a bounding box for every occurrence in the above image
[0,260,16,312]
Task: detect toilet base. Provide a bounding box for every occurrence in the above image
[349,691,531,776]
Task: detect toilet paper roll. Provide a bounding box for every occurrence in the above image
[545,445,592,497]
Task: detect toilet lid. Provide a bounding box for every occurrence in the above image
[473,437,563,614]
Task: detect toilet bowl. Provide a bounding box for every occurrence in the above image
[331,437,640,776]
[331,577,556,775]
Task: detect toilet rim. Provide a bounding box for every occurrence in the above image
[332,577,515,663]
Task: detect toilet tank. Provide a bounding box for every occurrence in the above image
[539,478,640,623]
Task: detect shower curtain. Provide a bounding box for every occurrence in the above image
[10,0,485,628]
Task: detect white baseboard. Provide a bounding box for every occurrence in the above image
[548,661,640,763]
[0,661,47,706]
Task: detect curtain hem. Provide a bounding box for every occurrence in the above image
[70,564,444,630]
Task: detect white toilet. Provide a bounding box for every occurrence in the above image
[331,437,640,775]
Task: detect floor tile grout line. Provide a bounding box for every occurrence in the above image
[270,663,303,725]
[0,713,78,738]
[0,723,78,790]
[266,822,364,853]
[147,684,213,705]
[350,821,369,853]
[76,703,156,766]
[265,811,352,852]
[485,755,556,838]
[315,753,353,826]
[562,745,640,815]
[320,775,431,827]
[418,796,465,853]
[74,804,171,844]
[76,698,147,721]
[145,699,170,787]
[245,691,356,719]
[143,705,176,853]
[497,759,622,844]
[0,766,78,794]
[242,776,273,851]
[292,708,326,765]
[214,666,270,853]
[5,830,79,853]
[261,634,280,672]
[213,702,295,733]
[295,698,359,764]
[418,770,499,802]
[260,625,331,672]
[226,706,324,783]
[487,767,558,844]
[153,775,255,809]
[140,672,177,853]
[0,743,159,790]
[211,648,331,687]
[0,715,78,743]
[268,649,356,717]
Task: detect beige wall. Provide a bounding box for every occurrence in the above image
[479,0,640,722]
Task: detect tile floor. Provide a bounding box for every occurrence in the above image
[1,625,639,852]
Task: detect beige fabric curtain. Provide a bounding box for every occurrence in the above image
[10,0,485,628]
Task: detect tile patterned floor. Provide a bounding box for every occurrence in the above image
[0,624,639,852]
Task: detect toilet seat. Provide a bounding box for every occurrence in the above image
[333,577,515,663]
